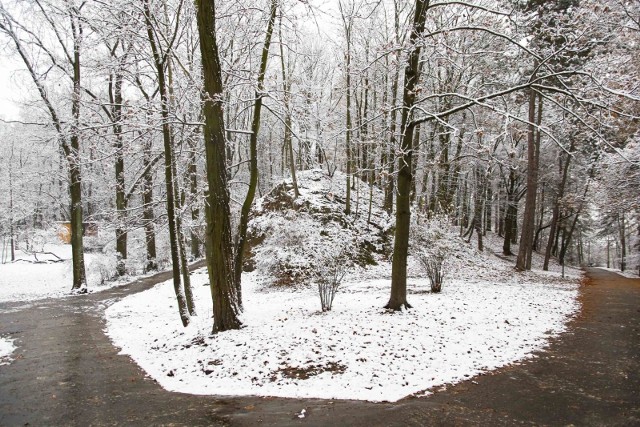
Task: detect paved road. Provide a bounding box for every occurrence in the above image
[0,267,638,426]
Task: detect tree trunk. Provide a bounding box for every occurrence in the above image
[485,184,492,234]
[174,170,196,316]
[344,13,353,216]
[279,17,299,198]
[234,0,277,305]
[516,90,541,271]
[384,67,400,215]
[559,181,590,265]
[543,143,574,270]
[410,123,421,203]
[386,0,429,311]
[435,125,451,214]
[474,167,485,251]
[533,182,544,251]
[636,213,639,276]
[143,0,189,326]
[176,207,196,315]
[619,212,626,272]
[142,135,157,272]
[188,131,201,259]
[503,201,516,255]
[8,144,15,262]
[498,190,505,237]
[69,11,87,292]
[111,68,127,276]
[196,0,242,333]
[361,53,370,185]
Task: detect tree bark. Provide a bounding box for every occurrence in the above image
[386,0,429,311]
[636,213,639,276]
[464,166,485,251]
[536,181,545,246]
[196,0,242,333]
[559,180,590,265]
[188,130,201,259]
[279,16,299,199]
[619,212,626,271]
[143,0,189,326]
[384,67,400,215]
[142,134,158,272]
[516,90,541,271]
[343,7,353,216]
[503,200,516,255]
[8,143,15,262]
[110,63,127,276]
[543,141,574,270]
[410,123,421,203]
[234,0,278,305]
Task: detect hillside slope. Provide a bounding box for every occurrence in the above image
[247,169,394,285]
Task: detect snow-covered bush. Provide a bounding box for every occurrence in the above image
[18,227,56,252]
[419,252,446,293]
[248,170,393,286]
[254,212,355,292]
[412,215,463,293]
[315,245,351,311]
[254,215,321,286]
[86,253,119,285]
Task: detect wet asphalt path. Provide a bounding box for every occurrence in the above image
[0,267,638,426]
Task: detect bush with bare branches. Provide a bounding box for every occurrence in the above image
[417,251,446,293]
[412,215,462,293]
[314,246,351,311]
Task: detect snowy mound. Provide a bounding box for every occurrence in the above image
[247,169,394,285]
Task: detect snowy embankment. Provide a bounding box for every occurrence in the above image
[0,336,16,365]
[106,262,579,402]
[0,243,145,303]
[0,245,75,303]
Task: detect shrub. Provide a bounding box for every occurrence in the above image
[314,246,350,311]
[87,254,119,286]
[412,215,461,293]
[254,214,357,288]
[417,251,445,293]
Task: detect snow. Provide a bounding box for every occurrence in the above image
[104,169,581,403]
[0,336,16,365]
[105,250,579,403]
[249,169,393,286]
[0,243,144,303]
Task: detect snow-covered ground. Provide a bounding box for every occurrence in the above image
[104,170,582,402]
[0,336,16,365]
[0,243,144,303]
[106,250,580,402]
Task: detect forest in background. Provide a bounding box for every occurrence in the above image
[0,0,638,331]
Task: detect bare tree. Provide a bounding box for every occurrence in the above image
[385,0,429,311]
[233,0,278,304]
[143,0,193,325]
[195,0,241,333]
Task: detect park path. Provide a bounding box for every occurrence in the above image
[0,267,638,426]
